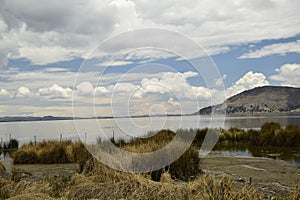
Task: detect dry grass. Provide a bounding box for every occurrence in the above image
[0,152,300,200]
[0,162,5,176]
[4,124,300,199]
[118,130,201,181]
[11,141,92,165]
[1,159,299,199]
[217,122,300,147]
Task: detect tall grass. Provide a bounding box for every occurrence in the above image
[3,123,300,199]
[115,130,201,181]
[1,158,299,199]
[0,162,5,176]
[0,139,19,150]
[12,140,92,165]
[218,122,300,147]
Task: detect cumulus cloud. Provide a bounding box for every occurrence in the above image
[269,63,300,87]
[76,82,95,96]
[95,86,109,95]
[112,82,139,93]
[132,72,204,99]
[0,88,9,96]
[38,84,72,99]
[239,40,300,59]
[167,97,180,107]
[226,71,269,97]
[76,81,111,97]
[16,86,31,97]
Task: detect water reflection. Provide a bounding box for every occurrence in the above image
[213,144,300,167]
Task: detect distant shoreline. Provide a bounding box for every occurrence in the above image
[1,112,300,123]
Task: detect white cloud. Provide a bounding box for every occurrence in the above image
[167,97,180,107]
[19,45,79,65]
[216,74,227,86]
[38,84,72,99]
[76,82,95,96]
[112,82,139,93]
[182,71,199,79]
[269,63,300,87]
[0,88,9,96]
[226,71,269,97]
[44,67,70,72]
[97,60,134,67]
[0,0,299,65]
[75,81,110,97]
[16,86,31,97]
[239,40,300,59]
[95,86,109,95]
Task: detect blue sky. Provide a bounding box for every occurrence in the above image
[0,0,299,117]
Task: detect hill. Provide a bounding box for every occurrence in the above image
[197,86,300,115]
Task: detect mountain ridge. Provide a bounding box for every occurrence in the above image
[197,86,300,115]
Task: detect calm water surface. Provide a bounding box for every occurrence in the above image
[1,114,300,166]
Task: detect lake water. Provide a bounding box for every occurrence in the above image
[1,114,300,166]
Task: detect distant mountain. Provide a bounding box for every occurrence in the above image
[0,116,75,122]
[197,86,300,115]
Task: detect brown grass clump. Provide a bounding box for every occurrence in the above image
[285,184,300,200]
[0,177,53,200]
[121,129,176,152]
[118,130,201,181]
[11,140,92,165]
[2,158,300,199]
[0,162,5,176]
[7,193,55,200]
[66,160,264,200]
[186,175,258,200]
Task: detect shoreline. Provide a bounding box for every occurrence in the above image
[201,155,300,198]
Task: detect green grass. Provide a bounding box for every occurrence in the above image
[219,122,300,146]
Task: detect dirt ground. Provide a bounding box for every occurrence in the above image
[2,155,300,199]
[200,155,300,198]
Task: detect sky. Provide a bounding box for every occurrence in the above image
[0,0,299,117]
